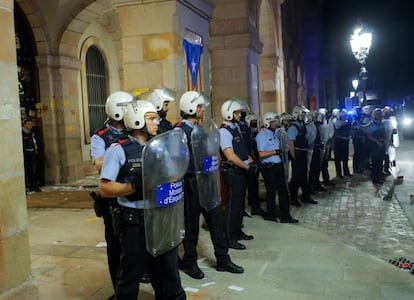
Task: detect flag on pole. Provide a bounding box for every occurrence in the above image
[183,39,203,90]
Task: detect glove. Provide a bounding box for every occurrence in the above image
[248,162,259,175]
[274,149,282,155]
[125,173,142,196]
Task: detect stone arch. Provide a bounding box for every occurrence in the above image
[15,0,51,56]
[257,0,286,115]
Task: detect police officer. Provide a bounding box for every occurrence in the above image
[256,112,299,223]
[22,118,40,192]
[287,106,317,205]
[240,113,263,216]
[350,106,365,174]
[99,100,186,300]
[176,91,244,280]
[319,108,335,186]
[219,98,256,250]
[366,108,386,184]
[333,109,352,178]
[90,91,133,294]
[278,113,293,190]
[308,111,327,192]
[146,87,176,133]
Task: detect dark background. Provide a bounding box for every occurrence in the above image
[322,0,414,103]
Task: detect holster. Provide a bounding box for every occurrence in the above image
[90,191,107,217]
[221,162,235,186]
[111,207,121,236]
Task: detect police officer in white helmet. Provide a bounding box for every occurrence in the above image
[219,97,256,250]
[99,100,186,299]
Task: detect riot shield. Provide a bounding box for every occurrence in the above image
[191,118,221,211]
[142,129,189,257]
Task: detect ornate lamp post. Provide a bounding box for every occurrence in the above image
[350,24,372,106]
[352,79,359,103]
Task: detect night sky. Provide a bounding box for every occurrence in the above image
[322,0,414,103]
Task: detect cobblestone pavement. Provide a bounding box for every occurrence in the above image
[289,172,414,264]
[44,151,414,270]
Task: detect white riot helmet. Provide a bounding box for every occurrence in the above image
[382,106,393,117]
[319,108,328,115]
[291,105,307,121]
[280,112,293,123]
[262,112,279,128]
[371,107,382,118]
[221,98,248,121]
[361,105,373,116]
[105,91,133,121]
[332,108,340,117]
[245,113,259,127]
[124,100,158,130]
[308,110,322,122]
[179,91,210,115]
[146,88,176,111]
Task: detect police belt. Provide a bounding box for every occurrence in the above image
[120,206,144,225]
[294,147,307,152]
[262,162,282,168]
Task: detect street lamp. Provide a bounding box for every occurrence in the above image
[351,79,359,102]
[350,24,372,106]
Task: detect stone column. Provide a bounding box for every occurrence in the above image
[113,0,213,124]
[0,1,38,298]
[210,0,263,121]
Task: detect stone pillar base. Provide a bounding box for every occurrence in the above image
[0,282,39,300]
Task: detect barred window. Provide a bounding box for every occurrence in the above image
[86,45,107,137]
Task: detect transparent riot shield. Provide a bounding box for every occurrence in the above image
[191,118,221,211]
[142,130,189,257]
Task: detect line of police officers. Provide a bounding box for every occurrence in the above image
[90,87,396,299]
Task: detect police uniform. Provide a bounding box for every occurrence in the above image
[158,118,174,133]
[90,124,126,291]
[101,136,185,300]
[320,117,335,184]
[22,126,38,191]
[333,119,351,177]
[175,120,242,278]
[366,120,386,183]
[308,121,325,190]
[239,120,261,214]
[287,122,315,204]
[276,126,290,190]
[351,115,366,173]
[219,121,250,245]
[256,127,294,222]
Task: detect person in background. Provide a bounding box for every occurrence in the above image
[22,118,40,192]
[279,113,293,190]
[319,109,336,186]
[366,108,386,184]
[308,111,327,192]
[288,106,317,206]
[146,87,176,133]
[333,109,352,178]
[350,106,365,174]
[256,112,299,223]
[240,113,264,216]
